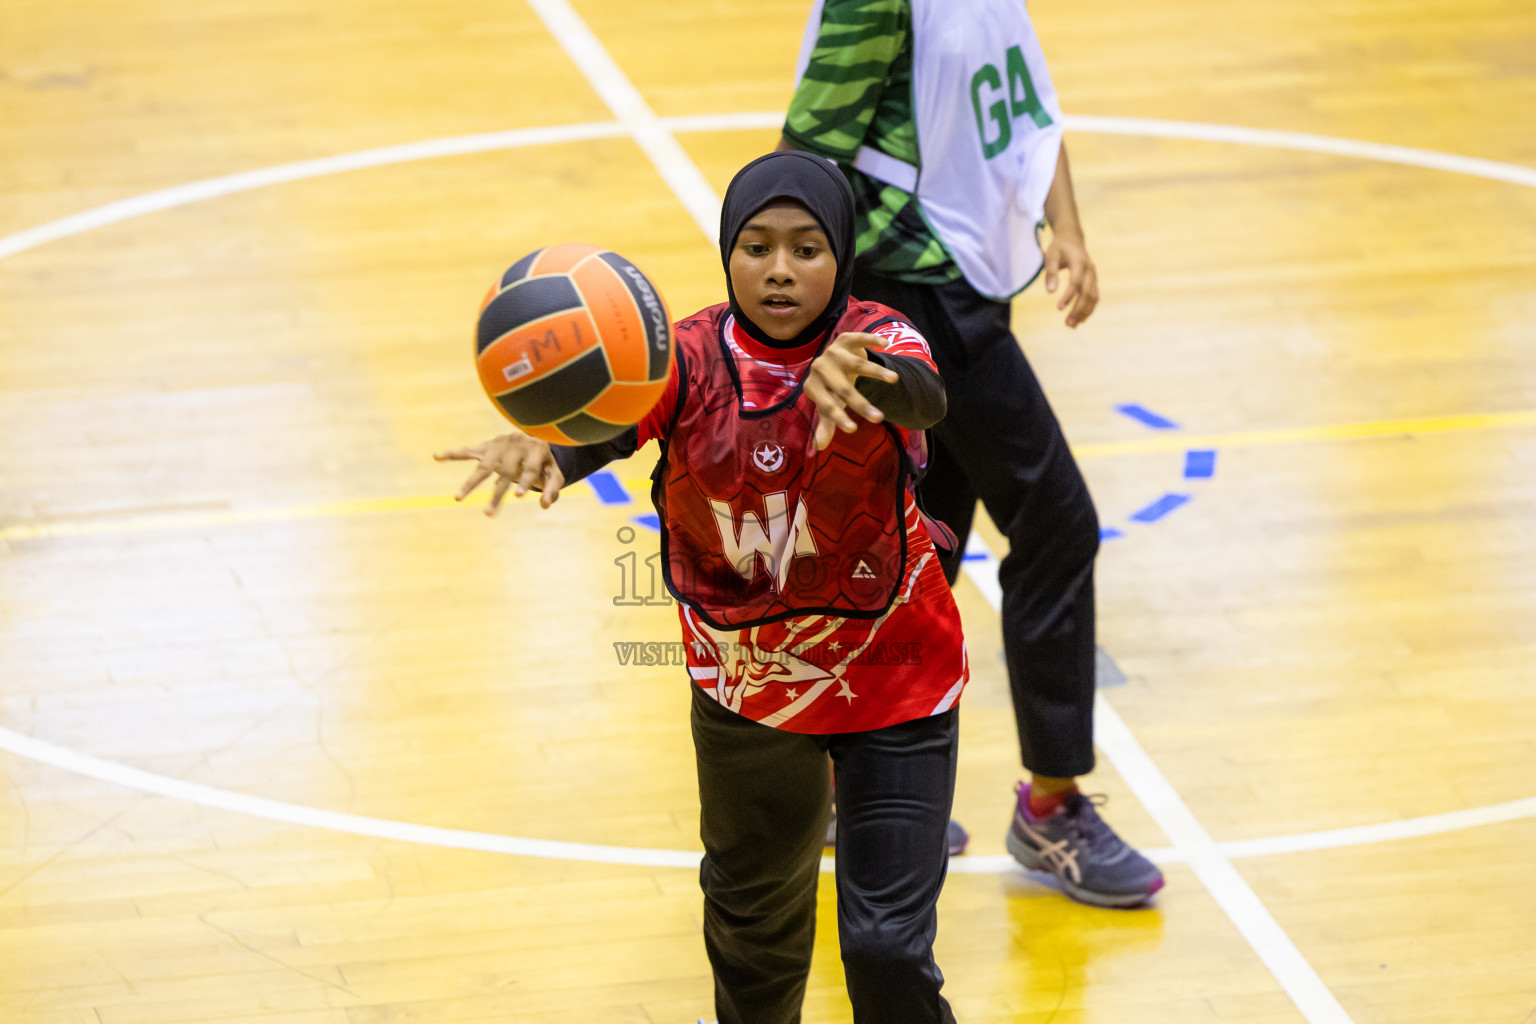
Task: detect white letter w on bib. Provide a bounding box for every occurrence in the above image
[710,491,819,591]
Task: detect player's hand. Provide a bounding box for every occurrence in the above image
[805,332,899,450]
[1043,230,1099,328]
[433,431,564,515]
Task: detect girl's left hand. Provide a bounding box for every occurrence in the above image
[806,332,899,450]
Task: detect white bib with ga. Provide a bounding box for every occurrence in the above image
[795,0,1064,299]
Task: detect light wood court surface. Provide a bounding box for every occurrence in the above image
[2,1,1534,1021]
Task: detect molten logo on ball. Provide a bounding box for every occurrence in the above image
[620,263,670,355]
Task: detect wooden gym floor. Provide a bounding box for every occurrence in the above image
[2,1,1534,1021]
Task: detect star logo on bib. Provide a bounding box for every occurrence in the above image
[752,441,786,474]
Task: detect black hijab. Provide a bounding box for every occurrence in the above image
[720,150,857,349]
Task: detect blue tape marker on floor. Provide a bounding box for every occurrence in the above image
[1184,449,1217,479]
[1114,403,1180,430]
[1099,527,1124,541]
[1130,493,1191,524]
[960,552,988,562]
[587,471,631,505]
[631,513,660,532]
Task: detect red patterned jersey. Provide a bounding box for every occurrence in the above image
[636,301,968,734]
[656,303,909,629]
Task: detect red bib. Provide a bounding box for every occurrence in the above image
[655,303,909,630]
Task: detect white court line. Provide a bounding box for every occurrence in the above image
[0,122,631,262]
[0,726,701,869]
[1069,114,1536,189]
[4,719,1532,875]
[522,0,722,240]
[1215,795,1536,858]
[3,719,1533,871]
[4,112,1535,263]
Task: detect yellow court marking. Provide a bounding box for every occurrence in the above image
[3,407,1533,544]
[1069,407,1536,459]
[0,491,488,542]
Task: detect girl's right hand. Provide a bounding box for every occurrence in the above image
[433,431,565,515]
[805,332,899,450]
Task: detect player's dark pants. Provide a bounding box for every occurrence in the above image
[853,268,1100,779]
[691,686,959,1024]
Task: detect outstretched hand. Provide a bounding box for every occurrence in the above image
[805,332,899,450]
[433,431,565,515]
[1042,230,1099,329]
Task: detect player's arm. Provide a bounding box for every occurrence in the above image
[780,0,905,160]
[856,348,945,428]
[852,319,945,431]
[806,331,945,449]
[513,356,675,500]
[1041,142,1100,328]
[434,422,650,516]
[434,430,565,515]
[548,428,640,487]
[441,310,685,514]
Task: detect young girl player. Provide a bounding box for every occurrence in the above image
[437,151,968,1024]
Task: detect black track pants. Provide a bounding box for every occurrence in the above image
[691,687,959,1024]
[852,268,1101,778]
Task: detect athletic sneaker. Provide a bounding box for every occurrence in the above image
[824,803,971,856]
[945,817,970,856]
[1005,784,1164,908]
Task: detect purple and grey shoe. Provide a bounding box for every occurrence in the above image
[1006,784,1164,908]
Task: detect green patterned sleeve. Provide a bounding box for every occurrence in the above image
[783,0,907,160]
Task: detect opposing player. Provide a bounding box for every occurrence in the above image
[438,151,967,1023]
[779,0,1163,907]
